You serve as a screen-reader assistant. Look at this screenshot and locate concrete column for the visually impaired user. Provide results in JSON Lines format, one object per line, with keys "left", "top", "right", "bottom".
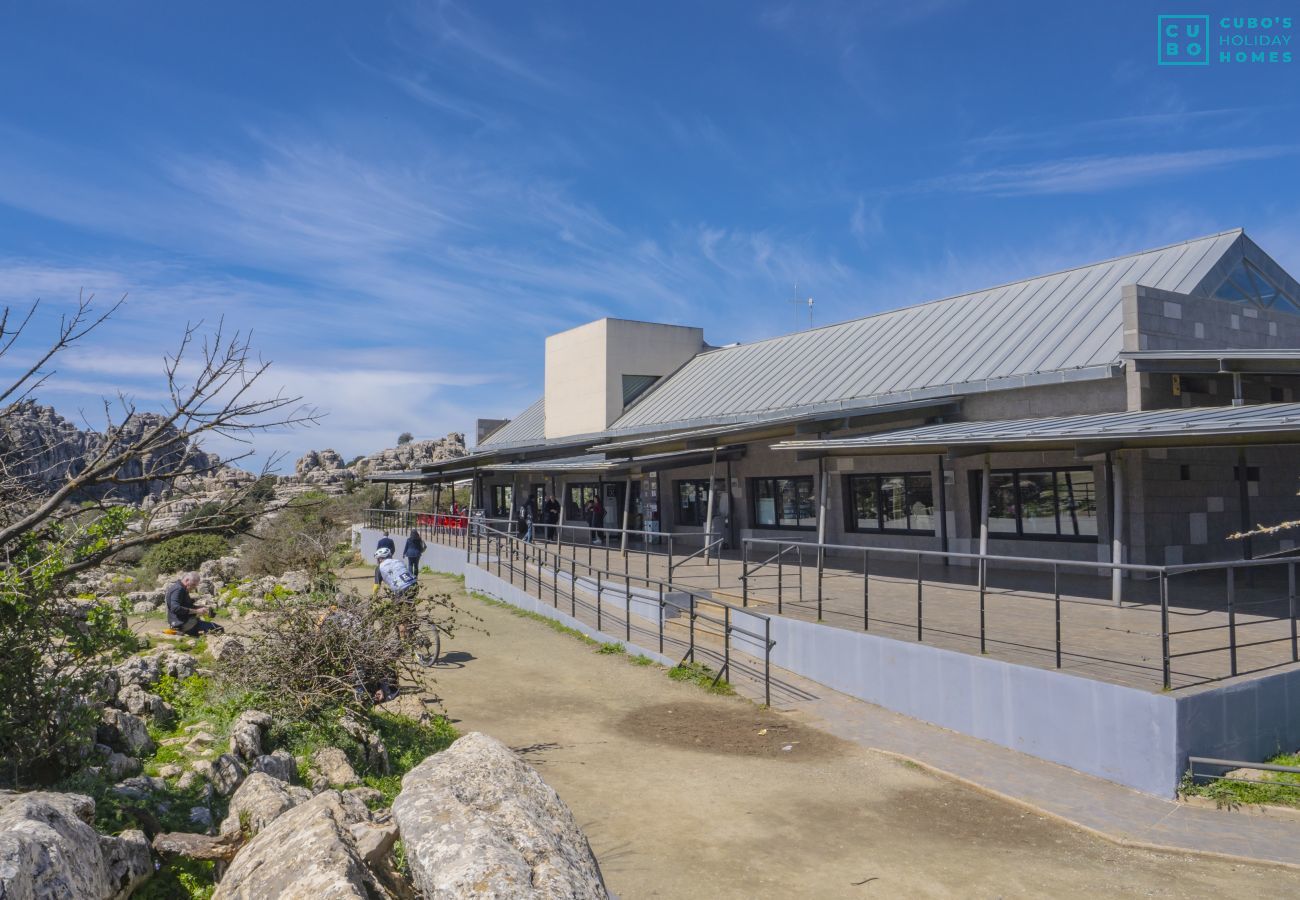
{"left": 1111, "top": 451, "right": 1125, "bottom": 604}
{"left": 816, "top": 456, "right": 829, "bottom": 545}
{"left": 978, "top": 455, "right": 991, "bottom": 558}
{"left": 703, "top": 446, "right": 718, "bottom": 561}
{"left": 1238, "top": 449, "right": 1253, "bottom": 560}
{"left": 508, "top": 475, "right": 518, "bottom": 527}
{"left": 620, "top": 476, "right": 632, "bottom": 556}
{"left": 557, "top": 478, "right": 568, "bottom": 529}
{"left": 937, "top": 455, "right": 949, "bottom": 560}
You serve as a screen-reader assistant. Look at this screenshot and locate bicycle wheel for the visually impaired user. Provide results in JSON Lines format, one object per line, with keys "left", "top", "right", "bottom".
{"left": 413, "top": 618, "right": 441, "bottom": 667}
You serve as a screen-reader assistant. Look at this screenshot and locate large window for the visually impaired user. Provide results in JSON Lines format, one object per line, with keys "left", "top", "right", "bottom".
{"left": 974, "top": 468, "right": 1098, "bottom": 541}
{"left": 845, "top": 473, "right": 935, "bottom": 534}
{"left": 675, "top": 479, "right": 720, "bottom": 527}
{"left": 751, "top": 476, "right": 816, "bottom": 529}
{"left": 565, "top": 483, "right": 601, "bottom": 521}
{"left": 490, "top": 485, "right": 513, "bottom": 518}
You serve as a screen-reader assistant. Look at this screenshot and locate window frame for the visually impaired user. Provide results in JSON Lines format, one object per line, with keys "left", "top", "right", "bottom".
{"left": 748, "top": 475, "right": 817, "bottom": 531}
{"left": 843, "top": 471, "right": 937, "bottom": 535}
{"left": 673, "top": 478, "right": 719, "bottom": 527}
{"left": 970, "top": 466, "right": 1099, "bottom": 543}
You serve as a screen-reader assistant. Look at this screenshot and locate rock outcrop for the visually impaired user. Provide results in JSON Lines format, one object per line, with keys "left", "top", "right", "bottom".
{"left": 0, "top": 792, "right": 151, "bottom": 900}
{"left": 212, "top": 790, "right": 393, "bottom": 900}
{"left": 391, "top": 732, "right": 607, "bottom": 899}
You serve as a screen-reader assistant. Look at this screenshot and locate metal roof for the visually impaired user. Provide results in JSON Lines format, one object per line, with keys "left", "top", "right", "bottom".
{"left": 477, "top": 396, "right": 545, "bottom": 449}
{"left": 611, "top": 230, "right": 1243, "bottom": 433}
{"left": 1120, "top": 350, "right": 1300, "bottom": 373}
{"left": 484, "top": 446, "right": 745, "bottom": 475}
{"left": 772, "top": 402, "right": 1300, "bottom": 455}
{"left": 595, "top": 397, "right": 960, "bottom": 454}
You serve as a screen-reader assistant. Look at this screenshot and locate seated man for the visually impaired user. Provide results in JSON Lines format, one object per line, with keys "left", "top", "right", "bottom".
{"left": 165, "top": 572, "right": 224, "bottom": 635}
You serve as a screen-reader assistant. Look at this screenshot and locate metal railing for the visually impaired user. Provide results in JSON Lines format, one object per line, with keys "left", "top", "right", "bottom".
{"left": 451, "top": 520, "right": 776, "bottom": 705}
{"left": 364, "top": 508, "right": 724, "bottom": 584}
{"left": 1188, "top": 756, "right": 1300, "bottom": 792}
{"left": 741, "top": 537, "right": 1300, "bottom": 691}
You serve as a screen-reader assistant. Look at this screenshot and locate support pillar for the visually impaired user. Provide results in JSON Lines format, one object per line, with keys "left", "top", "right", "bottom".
{"left": 978, "top": 455, "right": 991, "bottom": 558}
{"left": 1238, "top": 449, "right": 1254, "bottom": 560}
{"left": 816, "top": 455, "right": 829, "bottom": 544}
{"left": 1110, "top": 451, "right": 1125, "bottom": 604}
{"left": 937, "top": 454, "right": 950, "bottom": 563}
{"left": 620, "top": 477, "right": 632, "bottom": 556}
{"left": 703, "top": 446, "right": 718, "bottom": 561}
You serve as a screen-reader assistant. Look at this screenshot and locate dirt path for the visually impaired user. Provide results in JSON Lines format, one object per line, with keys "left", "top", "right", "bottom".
{"left": 400, "top": 574, "right": 1300, "bottom": 899}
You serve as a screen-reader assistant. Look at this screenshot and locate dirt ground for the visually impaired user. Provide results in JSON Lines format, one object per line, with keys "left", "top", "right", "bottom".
{"left": 397, "top": 573, "right": 1300, "bottom": 899}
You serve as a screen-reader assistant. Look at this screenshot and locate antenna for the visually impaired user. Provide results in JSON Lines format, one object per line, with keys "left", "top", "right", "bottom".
{"left": 789, "top": 283, "right": 814, "bottom": 329}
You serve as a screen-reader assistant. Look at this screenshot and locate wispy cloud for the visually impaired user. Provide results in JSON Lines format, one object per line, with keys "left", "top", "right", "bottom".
{"left": 923, "top": 146, "right": 1299, "bottom": 196}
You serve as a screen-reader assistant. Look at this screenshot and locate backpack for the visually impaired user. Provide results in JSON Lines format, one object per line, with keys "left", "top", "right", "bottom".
{"left": 377, "top": 558, "right": 417, "bottom": 594}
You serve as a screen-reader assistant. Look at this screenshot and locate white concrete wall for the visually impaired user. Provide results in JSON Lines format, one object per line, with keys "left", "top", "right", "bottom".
{"left": 543, "top": 318, "right": 703, "bottom": 438}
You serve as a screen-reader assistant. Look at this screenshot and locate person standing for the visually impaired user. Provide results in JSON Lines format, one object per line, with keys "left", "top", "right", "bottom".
{"left": 403, "top": 528, "right": 426, "bottom": 577}
{"left": 542, "top": 492, "right": 560, "bottom": 542}
{"left": 166, "top": 572, "right": 223, "bottom": 635}
{"left": 521, "top": 494, "right": 538, "bottom": 543}
{"left": 377, "top": 531, "right": 396, "bottom": 555}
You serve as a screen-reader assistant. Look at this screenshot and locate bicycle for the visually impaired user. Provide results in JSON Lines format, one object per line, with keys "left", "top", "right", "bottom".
{"left": 387, "top": 582, "right": 445, "bottom": 667}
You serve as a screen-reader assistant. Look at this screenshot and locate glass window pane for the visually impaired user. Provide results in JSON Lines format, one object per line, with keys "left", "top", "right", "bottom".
{"left": 906, "top": 475, "right": 935, "bottom": 532}
{"left": 852, "top": 477, "right": 878, "bottom": 531}
{"left": 880, "top": 476, "right": 908, "bottom": 530}
{"left": 795, "top": 478, "right": 816, "bottom": 527}
{"left": 1058, "top": 470, "right": 1097, "bottom": 537}
{"left": 988, "top": 473, "right": 1017, "bottom": 534}
{"left": 755, "top": 479, "right": 776, "bottom": 526}
{"left": 1019, "top": 472, "right": 1057, "bottom": 536}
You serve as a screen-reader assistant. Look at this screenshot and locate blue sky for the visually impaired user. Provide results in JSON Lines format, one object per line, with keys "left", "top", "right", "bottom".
{"left": 1, "top": 1, "right": 1297, "bottom": 467}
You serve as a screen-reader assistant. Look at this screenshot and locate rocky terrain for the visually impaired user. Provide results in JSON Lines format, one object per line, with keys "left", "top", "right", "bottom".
{"left": 2, "top": 400, "right": 468, "bottom": 515}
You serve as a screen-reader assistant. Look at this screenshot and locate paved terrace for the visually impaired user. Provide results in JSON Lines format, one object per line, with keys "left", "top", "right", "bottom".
{"left": 434, "top": 526, "right": 1300, "bottom": 693}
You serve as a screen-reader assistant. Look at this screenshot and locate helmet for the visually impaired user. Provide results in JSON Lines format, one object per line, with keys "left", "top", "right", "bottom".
{"left": 374, "top": 547, "right": 393, "bottom": 559}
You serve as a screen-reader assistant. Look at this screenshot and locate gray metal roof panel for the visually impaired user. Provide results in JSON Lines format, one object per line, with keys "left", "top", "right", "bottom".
{"left": 614, "top": 231, "right": 1242, "bottom": 432}
{"left": 477, "top": 396, "right": 545, "bottom": 448}
{"left": 772, "top": 402, "right": 1300, "bottom": 452}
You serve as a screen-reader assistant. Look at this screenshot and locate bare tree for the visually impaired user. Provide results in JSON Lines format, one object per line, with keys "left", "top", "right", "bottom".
{"left": 0, "top": 294, "right": 318, "bottom": 784}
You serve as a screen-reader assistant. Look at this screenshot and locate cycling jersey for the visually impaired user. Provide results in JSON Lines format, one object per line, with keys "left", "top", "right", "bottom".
{"left": 376, "top": 557, "right": 417, "bottom": 595}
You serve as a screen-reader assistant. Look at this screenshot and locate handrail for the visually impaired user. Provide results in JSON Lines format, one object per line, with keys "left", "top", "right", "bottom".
{"left": 668, "top": 536, "right": 724, "bottom": 586}
{"left": 463, "top": 521, "right": 775, "bottom": 704}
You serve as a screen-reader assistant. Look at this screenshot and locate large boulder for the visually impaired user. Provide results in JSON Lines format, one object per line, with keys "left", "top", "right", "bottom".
{"left": 252, "top": 749, "right": 298, "bottom": 784}
{"left": 97, "top": 709, "right": 155, "bottom": 757}
{"left": 228, "top": 709, "right": 272, "bottom": 761}
{"left": 117, "top": 683, "right": 173, "bottom": 721}
{"left": 311, "top": 748, "right": 358, "bottom": 787}
{"left": 112, "top": 655, "right": 161, "bottom": 690}
{"left": 0, "top": 792, "right": 151, "bottom": 900}
{"left": 193, "top": 753, "right": 248, "bottom": 797}
{"left": 212, "top": 791, "right": 392, "bottom": 900}
{"left": 391, "top": 732, "right": 606, "bottom": 899}
{"left": 220, "top": 772, "right": 312, "bottom": 839}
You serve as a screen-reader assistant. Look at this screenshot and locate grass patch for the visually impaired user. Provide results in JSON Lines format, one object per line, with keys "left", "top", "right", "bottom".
{"left": 668, "top": 661, "right": 735, "bottom": 695}
{"left": 596, "top": 641, "right": 626, "bottom": 655}
{"left": 1181, "top": 751, "right": 1300, "bottom": 808}
{"left": 630, "top": 654, "right": 656, "bottom": 666}
{"left": 135, "top": 858, "right": 216, "bottom": 900}
{"left": 471, "top": 592, "right": 598, "bottom": 646}
{"left": 363, "top": 711, "right": 458, "bottom": 803}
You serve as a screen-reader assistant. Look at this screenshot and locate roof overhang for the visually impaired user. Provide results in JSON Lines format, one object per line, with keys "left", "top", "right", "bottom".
{"left": 483, "top": 446, "right": 746, "bottom": 477}
{"left": 1121, "top": 349, "right": 1300, "bottom": 374}
{"left": 595, "top": 397, "right": 961, "bottom": 458}
{"left": 773, "top": 402, "right": 1300, "bottom": 459}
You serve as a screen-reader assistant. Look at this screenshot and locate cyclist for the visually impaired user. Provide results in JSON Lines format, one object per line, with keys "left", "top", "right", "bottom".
{"left": 372, "top": 546, "right": 417, "bottom": 599}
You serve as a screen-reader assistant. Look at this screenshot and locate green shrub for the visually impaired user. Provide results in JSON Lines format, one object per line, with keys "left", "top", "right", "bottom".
{"left": 140, "top": 534, "right": 230, "bottom": 578}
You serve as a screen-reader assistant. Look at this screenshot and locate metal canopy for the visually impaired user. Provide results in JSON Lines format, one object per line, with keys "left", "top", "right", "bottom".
{"left": 596, "top": 397, "right": 961, "bottom": 457}
{"left": 772, "top": 402, "right": 1300, "bottom": 457}
{"left": 484, "top": 446, "right": 745, "bottom": 477}
{"left": 1120, "top": 349, "right": 1300, "bottom": 374}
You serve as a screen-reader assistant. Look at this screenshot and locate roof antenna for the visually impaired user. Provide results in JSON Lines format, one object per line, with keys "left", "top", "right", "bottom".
{"left": 790, "top": 283, "right": 814, "bottom": 330}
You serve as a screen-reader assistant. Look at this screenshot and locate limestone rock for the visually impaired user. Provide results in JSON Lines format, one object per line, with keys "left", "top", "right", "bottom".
{"left": 113, "top": 655, "right": 162, "bottom": 690}
{"left": 117, "top": 683, "right": 173, "bottom": 720}
{"left": 252, "top": 749, "right": 297, "bottom": 784}
{"left": 0, "top": 791, "right": 151, "bottom": 900}
{"left": 195, "top": 753, "right": 248, "bottom": 797}
{"left": 104, "top": 752, "right": 141, "bottom": 781}
{"left": 212, "top": 791, "right": 391, "bottom": 900}
{"left": 189, "top": 806, "right": 213, "bottom": 830}
{"left": 152, "top": 829, "right": 242, "bottom": 862}
{"left": 157, "top": 650, "right": 198, "bottom": 680}
{"left": 311, "top": 747, "right": 358, "bottom": 786}
{"left": 207, "top": 635, "right": 246, "bottom": 662}
{"left": 391, "top": 732, "right": 606, "bottom": 899}
{"left": 349, "top": 821, "right": 398, "bottom": 866}
{"left": 340, "top": 713, "right": 389, "bottom": 775}
{"left": 220, "top": 772, "right": 312, "bottom": 839}
{"left": 228, "top": 710, "right": 271, "bottom": 761}
{"left": 111, "top": 776, "right": 167, "bottom": 800}
{"left": 97, "top": 709, "right": 155, "bottom": 757}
